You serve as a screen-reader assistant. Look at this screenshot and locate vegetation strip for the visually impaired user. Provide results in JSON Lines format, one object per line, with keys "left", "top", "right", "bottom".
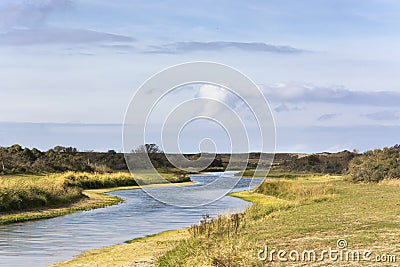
{"left": 0, "top": 174, "right": 193, "bottom": 225}
{"left": 0, "top": 188, "right": 119, "bottom": 225}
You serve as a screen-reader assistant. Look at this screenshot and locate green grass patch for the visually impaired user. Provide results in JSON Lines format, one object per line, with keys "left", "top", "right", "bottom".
{"left": 157, "top": 175, "right": 400, "bottom": 266}
{"left": 255, "top": 179, "right": 336, "bottom": 203}
{"left": 235, "top": 168, "right": 323, "bottom": 179}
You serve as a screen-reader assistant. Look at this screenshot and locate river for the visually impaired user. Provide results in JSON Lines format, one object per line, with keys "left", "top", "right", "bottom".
{"left": 0, "top": 172, "right": 262, "bottom": 267}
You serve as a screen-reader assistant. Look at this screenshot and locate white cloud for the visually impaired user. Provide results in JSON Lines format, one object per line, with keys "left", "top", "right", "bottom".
{"left": 194, "top": 84, "right": 230, "bottom": 117}
{"left": 0, "top": 28, "right": 133, "bottom": 45}
{"left": 261, "top": 83, "right": 400, "bottom": 106}
{"left": 197, "top": 84, "right": 228, "bottom": 102}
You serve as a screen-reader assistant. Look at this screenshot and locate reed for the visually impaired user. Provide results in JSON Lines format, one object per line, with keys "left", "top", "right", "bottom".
{"left": 0, "top": 175, "right": 82, "bottom": 212}
{"left": 62, "top": 171, "right": 137, "bottom": 189}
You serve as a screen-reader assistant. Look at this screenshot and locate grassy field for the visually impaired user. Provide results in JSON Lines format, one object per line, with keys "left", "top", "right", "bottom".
{"left": 0, "top": 171, "right": 190, "bottom": 224}
{"left": 53, "top": 174, "right": 400, "bottom": 266}
{"left": 158, "top": 175, "right": 400, "bottom": 266}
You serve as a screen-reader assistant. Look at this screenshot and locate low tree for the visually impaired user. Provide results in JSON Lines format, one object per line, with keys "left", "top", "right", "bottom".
{"left": 394, "top": 144, "right": 400, "bottom": 151}
{"left": 0, "top": 147, "right": 6, "bottom": 172}
{"left": 133, "top": 144, "right": 162, "bottom": 154}
{"left": 346, "top": 147, "right": 400, "bottom": 182}
{"left": 52, "top": 146, "right": 65, "bottom": 153}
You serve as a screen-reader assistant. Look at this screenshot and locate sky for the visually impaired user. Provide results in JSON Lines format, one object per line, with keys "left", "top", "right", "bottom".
{"left": 0, "top": 0, "right": 400, "bottom": 153}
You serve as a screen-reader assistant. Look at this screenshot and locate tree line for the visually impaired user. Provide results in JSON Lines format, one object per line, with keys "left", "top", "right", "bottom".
{"left": 280, "top": 144, "right": 400, "bottom": 181}
{"left": 0, "top": 144, "right": 127, "bottom": 174}
{"left": 279, "top": 150, "right": 357, "bottom": 174}
{"left": 346, "top": 145, "right": 400, "bottom": 182}
{"left": 0, "top": 144, "right": 225, "bottom": 175}
{"left": 3, "top": 143, "right": 397, "bottom": 179}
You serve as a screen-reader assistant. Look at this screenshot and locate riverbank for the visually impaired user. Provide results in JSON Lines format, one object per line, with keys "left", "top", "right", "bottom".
{"left": 53, "top": 175, "right": 400, "bottom": 266}
{"left": 51, "top": 229, "right": 190, "bottom": 267}
{"left": 0, "top": 172, "right": 193, "bottom": 225}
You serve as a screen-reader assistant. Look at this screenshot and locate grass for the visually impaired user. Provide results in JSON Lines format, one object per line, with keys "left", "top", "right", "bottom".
{"left": 135, "top": 170, "right": 191, "bottom": 184}
{"left": 0, "top": 173, "right": 82, "bottom": 212}
{"left": 378, "top": 178, "right": 400, "bottom": 187}
{"left": 0, "top": 187, "right": 121, "bottom": 225}
{"left": 0, "top": 171, "right": 191, "bottom": 224}
{"left": 50, "top": 229, "right": 190, "bottom": 267}
{"left": 157, "top": 175, "right": 400, "bottom": 266}
{"left": 255, "top": 179, "right": 336, "bottom": 203}
{"left": 235, "top": 168, "right": 322, "bottom": 179}
{"left": 63, "top": 172, "right": 138, "bottom": 189}
{"left": 63, "top": 170, "right": 190, "bottom": 189}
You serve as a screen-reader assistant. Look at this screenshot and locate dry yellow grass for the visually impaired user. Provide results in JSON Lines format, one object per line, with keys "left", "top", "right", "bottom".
{"left": 0, "top": 173, "right": 194, "bottom": 225}
{"left": 379, "top": 179, "right": 400, "bottom": 187}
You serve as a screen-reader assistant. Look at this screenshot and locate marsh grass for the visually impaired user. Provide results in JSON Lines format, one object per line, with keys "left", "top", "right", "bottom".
{"left": 189, "top": 213, "right": 245, "bottom": 239}
{"left": 63, "top": 171, "right": 138, "bottom": 189}
{"left": 157, "top": 176, "right": 346, "bottom": 267}
{"left": 0, "top": 175, "right": 82, "bottom": 212}
{"left": 0, "top": 171, "right": 189, "bottom": 214}
{"left": 235, "top": 169, "right": 322, "bottom": 179}
{"left": 255, "top": 179, "right": 336, "bottom": 203}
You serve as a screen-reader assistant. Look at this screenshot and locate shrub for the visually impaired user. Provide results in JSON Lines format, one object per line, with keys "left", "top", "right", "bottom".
{"left": 346, "top": 147, "right": 400, "bottom": 182}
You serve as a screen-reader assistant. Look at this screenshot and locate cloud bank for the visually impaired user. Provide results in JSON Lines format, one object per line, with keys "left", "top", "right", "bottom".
{"left": 363, "top": 110, "right": 399, "bottom": 121}
{"left": 0, "top": 28, "right": 134, "bottom": 45}
{"left": 318, "top": 113, "right": 341, "bottom": 121}
{"left": 0, "top": 0, "right": 134, "bottom": 45}
{"left": 262, "top": 83, "right": 400, "bottom": 107}
{"left": 147, "top": 41, "right": 306, "bottom": 54}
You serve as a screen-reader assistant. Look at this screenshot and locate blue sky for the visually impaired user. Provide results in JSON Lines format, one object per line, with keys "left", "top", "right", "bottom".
{"left": 0, "top": 0, "right": 399, "bottom": 152}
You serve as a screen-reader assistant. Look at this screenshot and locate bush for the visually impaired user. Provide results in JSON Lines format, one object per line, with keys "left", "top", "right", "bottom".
{"left": 346, "top": 147, "right": 400, "bottom": 182}
{"left": 281, "top": 150, "right": 356, "bottom": 174}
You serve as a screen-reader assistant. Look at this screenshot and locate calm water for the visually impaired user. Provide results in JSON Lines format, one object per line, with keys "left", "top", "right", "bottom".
{"left": 0, "top": 172, "right": 262, "bottom": 267}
